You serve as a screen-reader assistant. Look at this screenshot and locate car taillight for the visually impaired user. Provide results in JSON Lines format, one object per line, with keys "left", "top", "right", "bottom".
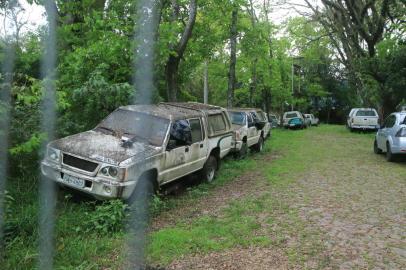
{"left": 396, "top": 127, "right": 406, "bottom": 137}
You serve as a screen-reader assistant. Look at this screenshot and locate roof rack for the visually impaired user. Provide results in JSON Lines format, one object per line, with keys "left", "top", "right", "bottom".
{"left": 161, "top": 102, "right": 223, "bottom": 114}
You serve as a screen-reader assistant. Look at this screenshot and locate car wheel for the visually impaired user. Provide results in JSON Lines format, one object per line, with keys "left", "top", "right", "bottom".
{"left": 374, "top": 139, "right": 382, "bottom": 154}
{"left": 386, "top": 142, "right": 395, "bottom": 162}
{"left": 201, "top": 155, "right": 217, "bottom": 183}
{"left": 252, "top": 136, "right": 264, "bottom": 152}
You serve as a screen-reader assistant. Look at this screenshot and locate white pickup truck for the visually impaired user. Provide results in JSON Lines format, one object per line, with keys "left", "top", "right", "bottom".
{"left": 347, "top": 108, "right": 380, "bottom": 131}
{"left": 41, "top": 102, "right": 233, "bottom": 200}
{"left": 227, "top": 108, "right": 269, "bottom": 158}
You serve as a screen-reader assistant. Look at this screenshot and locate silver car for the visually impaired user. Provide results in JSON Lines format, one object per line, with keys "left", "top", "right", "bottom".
{"left": 374, "top": 111, "right": 406, "bottom": 161}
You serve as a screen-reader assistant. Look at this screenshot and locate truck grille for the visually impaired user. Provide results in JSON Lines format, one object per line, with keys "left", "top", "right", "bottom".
{"left": 63, "top": 154, "right": 98, "bottom": 172}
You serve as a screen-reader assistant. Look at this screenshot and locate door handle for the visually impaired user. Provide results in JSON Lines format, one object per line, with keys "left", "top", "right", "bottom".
{"left": 185, "top": 147, "right": 189, "bottom": 153}
{"left": 200, "top": 144, "right": 204, "bottom": 148}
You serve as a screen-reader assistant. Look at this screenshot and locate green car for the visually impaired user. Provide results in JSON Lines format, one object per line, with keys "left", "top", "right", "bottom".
{"left": 288, "top": 117, "right": 305, "bottom": 129}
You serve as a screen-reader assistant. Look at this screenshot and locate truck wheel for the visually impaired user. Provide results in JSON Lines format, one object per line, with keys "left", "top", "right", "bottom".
{"left": 386, "top": 142, "right": 395, "bottom": 162}
{"left": 252, "top": 137, "right": 264, "bottom": 152}
{"left": 235, "top": 142, "right": 248, "bottom": 159}
{"left": 374, "top": 139, "right": 382, "bottom": 154}
{"left": 201, "top": 156, "right": 217, "bottom": 183}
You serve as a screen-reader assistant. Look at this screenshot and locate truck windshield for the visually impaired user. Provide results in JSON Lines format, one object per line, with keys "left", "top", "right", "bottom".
{"left": 96, "top": 109, "right": 169, "bottom": 146}
{"left": 356, "top": 110, "right": 377, "bottom": 117}
{"left": 228, "top": 112, "right": 246, "bottom": 125}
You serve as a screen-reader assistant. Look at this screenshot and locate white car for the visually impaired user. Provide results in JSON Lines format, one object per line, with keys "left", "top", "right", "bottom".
{"left": 374, "top": 111, "right": 406, "bottom": 161}
{"left": 347, "top": 108, "right": 380, "bottom": 131}
{"left": 304, "top": 114, "right": 319, "bottom": 126}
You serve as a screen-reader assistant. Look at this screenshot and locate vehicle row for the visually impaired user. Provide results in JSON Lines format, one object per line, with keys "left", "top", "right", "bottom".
{"left": 41, "top": 102, "right": 271, "bottom": 200}
{"left": 282, "top": 111, "right": 319, "bottom": 129}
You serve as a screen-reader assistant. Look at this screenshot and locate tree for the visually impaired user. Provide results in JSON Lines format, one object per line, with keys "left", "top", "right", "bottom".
{"left": 227, "top": 4, "right": 238, "bottom": 107}
{"left": 164, "top": 0, "right": 198, "bottom": 101}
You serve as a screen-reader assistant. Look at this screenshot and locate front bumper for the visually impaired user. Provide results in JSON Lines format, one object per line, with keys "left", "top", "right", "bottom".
{"left": 41, "top": 160, "right": 136, "bottom": 200}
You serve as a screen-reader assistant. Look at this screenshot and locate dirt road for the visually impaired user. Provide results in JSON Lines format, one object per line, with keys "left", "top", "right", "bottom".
{"left": 151, "top": 126, "right": 406, "bottom": 269}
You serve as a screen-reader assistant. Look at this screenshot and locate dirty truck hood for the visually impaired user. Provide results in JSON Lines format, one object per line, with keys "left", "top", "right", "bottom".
{"left": 50, "top": 130, "right": 161, "bottom": 165}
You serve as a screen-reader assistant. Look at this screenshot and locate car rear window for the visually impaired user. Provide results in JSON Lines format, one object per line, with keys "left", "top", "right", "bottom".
{"left": 286, "top": 113, "right": 298, "bottom": 118}
{"left": 208, "top": 113, "right": 227, "bottom": 135}
{"left": 356, "top": 110, "right": 377, "bottom": 117}
{"left": 228, "top": 112, "right": 245, "bottom": 125}
{"left": 256, "top": 111, "right": 266, "bottom": 121}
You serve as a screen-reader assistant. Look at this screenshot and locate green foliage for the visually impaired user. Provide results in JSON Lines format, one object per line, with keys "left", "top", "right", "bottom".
{"left": 80, "top": 200, "right": 128, "bottom": 234}
{"left": 69, "top": 71, "right": 134, "bottom": 130}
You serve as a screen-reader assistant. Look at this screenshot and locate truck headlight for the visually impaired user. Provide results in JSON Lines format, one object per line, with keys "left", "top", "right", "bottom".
{"left": 235, "top": 130, "right": 241, "bottom": 141}
{"left": 47, "top": 147, "right": 60, "bottom": 162}
{"left": 99, "top": 166, "right": 127, "bottom": 181}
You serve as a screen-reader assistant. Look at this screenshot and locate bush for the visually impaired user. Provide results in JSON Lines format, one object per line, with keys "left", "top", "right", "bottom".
{"left": 81, "top": 200, "right": 128, "bottom": 234}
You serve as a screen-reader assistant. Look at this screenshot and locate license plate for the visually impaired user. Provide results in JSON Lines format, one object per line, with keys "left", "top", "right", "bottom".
{"left": 62, "top": 174, "right": 85, "bottom": 188}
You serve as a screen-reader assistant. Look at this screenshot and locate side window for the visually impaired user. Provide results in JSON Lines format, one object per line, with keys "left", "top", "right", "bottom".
{"left": 189, "top": 118, "right": 203, "bottom": 143}
{"left": 167, "top": 120, "right": 192, "bottom": 149}
{"left": 247, "top": 113, "right": 254, "bottom": 125}
{"left": 384, "top": 115, "right": 396, "bottom": 128}
{"left": 250, "top": 112, "right": 258, "bottom": 122}
{"left": 208, "top": 114, "right": 227, "bottom": 134}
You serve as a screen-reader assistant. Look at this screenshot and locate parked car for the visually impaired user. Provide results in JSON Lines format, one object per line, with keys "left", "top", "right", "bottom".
{"left": 282, "top": 111, "right": 305, "bottom": 129}
{"left": 302, "top": 113, "right": 311, "bottom": 128}
{"left": 304, "top": 114, "right": 319, "bottom": 126}
{"left": 347, "top": 108, "right": 380, "bottom": 131}
{"left": 268, "top": 113, "right": 280, "bottom": 128}
{"left": 41, "top": 102, "right": 234, "bottom": 200}
{"left": 227, "top": 108, "right": 268, "bottom": 158}
{"left": 374, "top": 111, "right": 406, "bottom": 161}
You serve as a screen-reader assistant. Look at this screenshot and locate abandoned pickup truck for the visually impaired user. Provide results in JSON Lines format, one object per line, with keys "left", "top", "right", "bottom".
{"left": 41, "top": 102, "right": 233, "bottom": 200}
{"left": 227, "top": 108, "right": 268, "bottom": 158}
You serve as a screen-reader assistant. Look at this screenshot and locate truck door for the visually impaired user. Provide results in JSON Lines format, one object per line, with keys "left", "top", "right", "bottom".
{"left": 162, "top": 120, "right": 193, "bottom": 183}
{"left": 187, "top": 118, "right": 208, "bottom": 172}
{"left": 248, "top": 112, "right": 260, "bottom": 146}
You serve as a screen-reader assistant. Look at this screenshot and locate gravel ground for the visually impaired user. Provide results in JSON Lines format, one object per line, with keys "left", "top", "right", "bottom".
{"left": 154, "top": 128, "right": 406, "bottom": 269}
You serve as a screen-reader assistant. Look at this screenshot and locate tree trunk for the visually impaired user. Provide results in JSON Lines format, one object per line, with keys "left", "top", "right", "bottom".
{"left": 203, "top": 60, "right": 209, "bottom": 104}
{"left": 165, "top": 0, "right": 198, "bottom": 101}
{"left": 249, "top": 59, "right": 257, "bottom": 106}
{"left": 227, "top": 7, "right": 238, "bottom": 108}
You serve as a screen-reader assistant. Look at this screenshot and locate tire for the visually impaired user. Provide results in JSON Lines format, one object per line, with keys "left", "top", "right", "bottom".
{"left": 374, "top": 139, "right": 382, "bottom": 154}
{"left": 386, "top": 142, "right": 396, "bottom": 162}
{"left": 200, "top": 156, "right": 217, "bottom": 183}
{"left": 252, "top": 136, "right": 264, "bottom": 152}
{"left": 235, "top": 141, "right": 248, "bottom": 159}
